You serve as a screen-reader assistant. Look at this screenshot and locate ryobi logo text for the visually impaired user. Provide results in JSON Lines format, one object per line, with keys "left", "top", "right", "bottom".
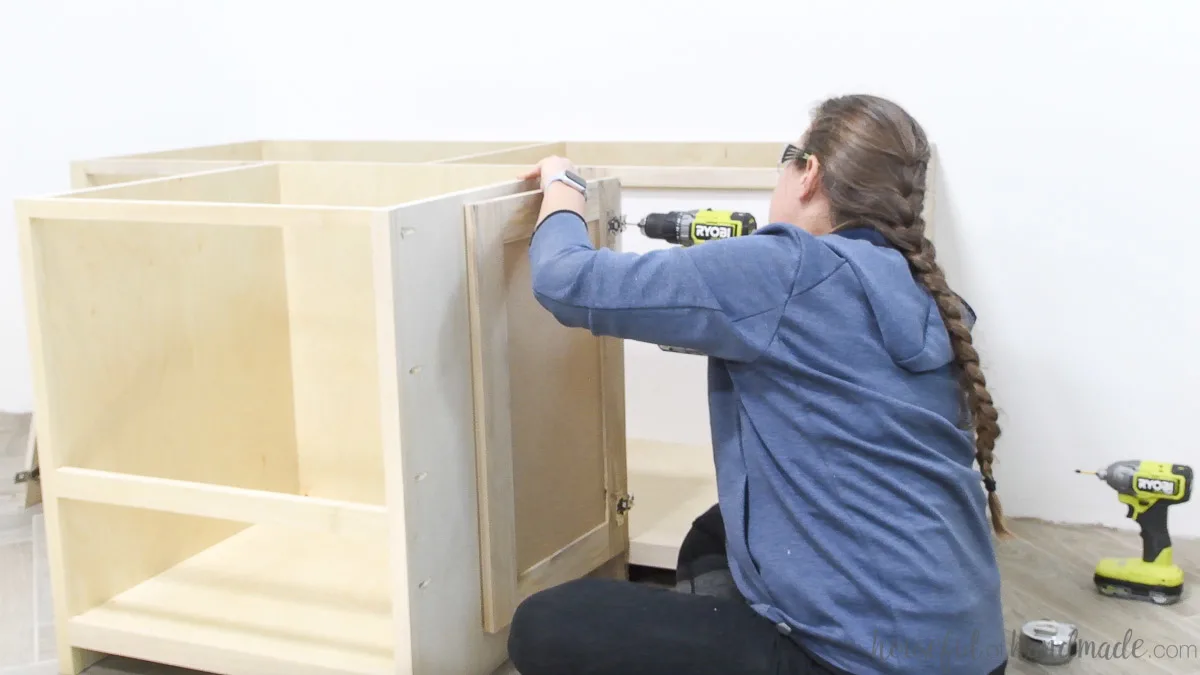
{"left": 694, "top": 224, "right": 736, "bottom": 240}
{"left": 1137, "top": 477, "right": 1178, "bottom": 496}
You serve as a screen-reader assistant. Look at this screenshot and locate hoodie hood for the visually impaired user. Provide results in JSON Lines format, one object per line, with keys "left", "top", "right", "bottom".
{"left": 823, "top": 227, "right": 977, "bottom": 373}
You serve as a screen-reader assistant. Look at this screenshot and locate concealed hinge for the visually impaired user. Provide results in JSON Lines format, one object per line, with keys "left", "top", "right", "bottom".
{"left": 607, "top": 214, "right": 628, "bottom": 235}
{"left": 13, "top": 467, "right": 39, "bottom": 484}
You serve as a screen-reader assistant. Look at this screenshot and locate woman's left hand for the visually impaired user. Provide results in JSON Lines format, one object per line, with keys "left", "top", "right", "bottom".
{"left": 521, "top": 155, "right": 578, "bottom": 191}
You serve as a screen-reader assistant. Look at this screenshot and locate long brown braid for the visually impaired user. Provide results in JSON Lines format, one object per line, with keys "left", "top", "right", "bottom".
{"left": 795, "top": 94, "right": 1012, "bottom": 538}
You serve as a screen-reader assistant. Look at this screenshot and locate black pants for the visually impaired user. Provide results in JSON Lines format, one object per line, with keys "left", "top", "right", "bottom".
{"left": 506, "top": 504, "right": 840, "bottom": 675}
{"left": 508, "top": 504, "right": 1010, "bottom": 674}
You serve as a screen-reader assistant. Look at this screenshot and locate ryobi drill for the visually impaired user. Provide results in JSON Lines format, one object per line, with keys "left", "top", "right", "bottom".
{"left": 637, "top": 209, "right": 758, "bottom": 247}
{"left": 636, "top": 209, "right": 758, "bottom": 355}
{"left": 1076, "top": 460, "right": 1194, "bottom": 605}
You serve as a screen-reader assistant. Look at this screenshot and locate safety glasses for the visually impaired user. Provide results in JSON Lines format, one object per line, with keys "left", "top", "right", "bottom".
{"left": 779, "top": 143, "right": 812, "bottom": 171}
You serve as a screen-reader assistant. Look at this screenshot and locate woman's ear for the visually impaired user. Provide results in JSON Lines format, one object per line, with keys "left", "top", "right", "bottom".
{"left": 798, "top": 154, "right": 822, "bottom": 201}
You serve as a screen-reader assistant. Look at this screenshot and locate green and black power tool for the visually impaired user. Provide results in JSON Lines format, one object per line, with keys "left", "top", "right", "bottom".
{"left": 637, "top": 209, "right": 758, "bottom": 247}
{"left": 635, "top": 209, "right": 758, "bottom": 355}
{"left": 1076, "top": 460, "right": 1194, "bottom": 605}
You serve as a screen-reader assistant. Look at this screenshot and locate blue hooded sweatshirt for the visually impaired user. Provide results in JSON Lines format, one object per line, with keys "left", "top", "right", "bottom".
{"left": 527, "top": 209, "right": 1008, "bottom": 675}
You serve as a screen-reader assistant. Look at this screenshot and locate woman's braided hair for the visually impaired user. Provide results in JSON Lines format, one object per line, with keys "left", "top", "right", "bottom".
{"left": 796, "top": 94, "right": 1011, "bottom": 537}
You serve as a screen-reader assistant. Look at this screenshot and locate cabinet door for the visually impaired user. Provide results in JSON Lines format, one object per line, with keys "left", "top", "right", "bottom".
{"left": 465, "top": 176, "right": 628, "bottom": 633}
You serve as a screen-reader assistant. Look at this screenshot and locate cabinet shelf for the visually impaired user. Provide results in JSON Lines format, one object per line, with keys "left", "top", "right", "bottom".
{"left": 67, "top": 524, "right": 394, "bottom": 675}
{"left": 53, "top": 467, "right": 388, "bottom": 537}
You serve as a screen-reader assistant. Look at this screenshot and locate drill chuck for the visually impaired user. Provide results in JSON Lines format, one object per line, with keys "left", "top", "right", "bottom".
{"left": 639, "top": 211, "right": 692, "bottom": 245}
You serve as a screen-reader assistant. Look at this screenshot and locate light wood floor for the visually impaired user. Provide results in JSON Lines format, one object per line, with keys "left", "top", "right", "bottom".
{"left": 3, "top": 507, "right": 1197, "bottom": 674}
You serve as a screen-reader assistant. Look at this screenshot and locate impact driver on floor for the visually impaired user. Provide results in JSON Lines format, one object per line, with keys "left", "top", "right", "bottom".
{"left": 1076, "top": 460, "right": 1194, "bottom": 605}
{"left": 635, "top": 209, "right": 758, "bottom": 355}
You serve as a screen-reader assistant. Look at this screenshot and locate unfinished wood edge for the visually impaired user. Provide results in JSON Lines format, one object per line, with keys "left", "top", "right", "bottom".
{"left": 41, "top": 161, "right": 278, "bottom": 200}
{"left": 433, "top": 141, "right": 564, "bottom": 164}
{"left": 585, "top": 165, "right": 778, "bottom": 190}
{"left": 53, "top": 467, "right": 390, "bottom": 536}
{"left": 440, "top": 142, "right": 567, "bottom": 166}
{"left": 68, "top": 162, "right": 91, "bottom": 190}
{"left": 597, "top": 180, "right": 631, "bottom": 560}
{"left": 16, "top": 196, "right": 376, "bottom": 230}
{"left": 463, "top": 199, "right": 521, "bottom": 634}
{"left": 371, "top": 210, "right": 416, "bottom": 662}
{"left": 67, "top": 158, "right": 256, "bottom": 189}
{"left": 14, "top": 201, "right": 101, "bottom": 675}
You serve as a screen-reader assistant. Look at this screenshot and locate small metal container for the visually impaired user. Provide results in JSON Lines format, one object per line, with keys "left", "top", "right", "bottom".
{"left": 1019, "top": 619, "right": 1079, "bottom": 666}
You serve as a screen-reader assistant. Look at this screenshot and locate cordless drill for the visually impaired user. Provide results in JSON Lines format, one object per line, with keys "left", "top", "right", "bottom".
{"left": 1076, "top": 460, "right": 1194, "bottom": 605}
{"left": 637, "top": 209, "right": 758, "bottom": 247}
{"left": 635, "top": 209, "right": 758, "bottom": 355}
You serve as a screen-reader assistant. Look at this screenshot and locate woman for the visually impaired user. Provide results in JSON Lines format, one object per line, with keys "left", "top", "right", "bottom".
{"left": 507, "top": 94, "right": 1010, "bottom": 675}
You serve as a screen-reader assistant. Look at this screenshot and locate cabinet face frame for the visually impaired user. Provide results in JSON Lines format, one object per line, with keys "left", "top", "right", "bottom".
{"left": 464, "top": 177, "right": 628, "bottom": 633}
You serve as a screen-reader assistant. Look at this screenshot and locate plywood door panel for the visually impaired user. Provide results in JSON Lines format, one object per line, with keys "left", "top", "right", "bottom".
{"left": 465, "top": 177, "right": 628, "bottom": 633}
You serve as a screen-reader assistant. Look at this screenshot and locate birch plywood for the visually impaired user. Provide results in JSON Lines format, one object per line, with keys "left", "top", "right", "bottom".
{"left": 465, "top": 178, "right": 628, "bottom": 632}
{"left": 15, "top": 161, "right": 626, "bottom": 675}
{"left": 68, "top": 140, "right": 547, "bottom": 188}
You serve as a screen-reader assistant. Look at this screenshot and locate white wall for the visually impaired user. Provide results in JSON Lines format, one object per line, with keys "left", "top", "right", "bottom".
{"left": 0, "top": 0, "right": 263, "bottom": 410}
{"left": 2, "top": 1, "right": 1198, "bottom": 535}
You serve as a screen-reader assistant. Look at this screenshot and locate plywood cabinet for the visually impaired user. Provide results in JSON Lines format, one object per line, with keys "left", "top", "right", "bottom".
{"left": 16, "top": 162, "right": 627, "bottom": 675}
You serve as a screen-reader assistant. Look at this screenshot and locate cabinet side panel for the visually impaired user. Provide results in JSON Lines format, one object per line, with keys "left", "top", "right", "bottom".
{"left": 382, "top": 181, "right": 532, "bottom": 674}
{"left": 25, "top": 215, "right": 301, "bottom": 493}
{"left": 283, "top": 219, "right": 386, "bottom": 504}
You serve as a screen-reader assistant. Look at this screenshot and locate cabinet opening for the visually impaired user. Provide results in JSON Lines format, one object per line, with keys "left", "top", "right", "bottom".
{"left": 60, "top": 501, "right": 395, "bottom": 675}
{"left": 27, "top": 213, "right": 386, "bottom": 506}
